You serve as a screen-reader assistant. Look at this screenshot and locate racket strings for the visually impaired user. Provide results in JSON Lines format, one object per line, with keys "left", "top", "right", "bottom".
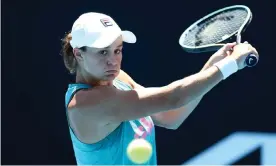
{"left": 182, "top": 9, "right": 248, "bottom": 47}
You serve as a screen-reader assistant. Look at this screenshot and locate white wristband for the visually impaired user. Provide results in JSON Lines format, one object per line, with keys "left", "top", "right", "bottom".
{"left": 214, "top": 57, "right": 238, "bottom": 79}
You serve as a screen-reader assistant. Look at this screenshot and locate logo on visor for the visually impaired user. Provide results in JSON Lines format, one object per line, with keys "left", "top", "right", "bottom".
{"left": 100, "top": 18, "right": 113, "bottom": 27}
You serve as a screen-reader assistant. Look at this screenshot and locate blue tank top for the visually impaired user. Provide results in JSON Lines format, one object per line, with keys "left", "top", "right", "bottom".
{"left": 65, "top": 79, "right": 157, "bottom": 165}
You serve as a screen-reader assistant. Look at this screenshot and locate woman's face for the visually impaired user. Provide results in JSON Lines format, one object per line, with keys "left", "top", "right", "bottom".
{"left": 77, "top": 36, "right": 123, "bottom": 81}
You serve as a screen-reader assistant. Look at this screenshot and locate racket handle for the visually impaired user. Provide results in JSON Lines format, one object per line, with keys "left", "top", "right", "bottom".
{"left": 245, "top": 54, "right": 258, "bottom": 67}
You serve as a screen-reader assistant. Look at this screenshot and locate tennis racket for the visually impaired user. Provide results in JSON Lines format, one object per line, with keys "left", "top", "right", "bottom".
{"left": 179, "top": 5, "right": 258, "bottom": 67}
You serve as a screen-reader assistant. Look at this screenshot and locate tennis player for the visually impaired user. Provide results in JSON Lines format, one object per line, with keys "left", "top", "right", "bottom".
{"left": 61, "top": 12, "right": 259, "bottom": 165}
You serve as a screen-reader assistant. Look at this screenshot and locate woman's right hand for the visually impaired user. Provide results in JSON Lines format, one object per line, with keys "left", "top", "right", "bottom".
{"left": 231, "top": 42, "right": 259, "bottom": 70}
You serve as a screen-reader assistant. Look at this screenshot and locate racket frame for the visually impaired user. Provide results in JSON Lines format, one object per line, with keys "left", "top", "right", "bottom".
{"left": 179, "top": 5, "right": 252, "bottom": 53}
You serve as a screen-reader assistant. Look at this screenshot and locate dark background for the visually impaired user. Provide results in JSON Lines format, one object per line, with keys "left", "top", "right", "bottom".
{"left": 2, "top": 0, "right": 275, "bottom": 165}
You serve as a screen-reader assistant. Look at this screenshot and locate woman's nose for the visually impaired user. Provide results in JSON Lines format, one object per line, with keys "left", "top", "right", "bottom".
{"left": 106, "top": 54, "right": 117, "bottom": 66}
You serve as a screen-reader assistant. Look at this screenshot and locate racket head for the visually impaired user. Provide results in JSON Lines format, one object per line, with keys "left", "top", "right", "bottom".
{"left": 179, "top": 5, "right": 252, "bottom": 53}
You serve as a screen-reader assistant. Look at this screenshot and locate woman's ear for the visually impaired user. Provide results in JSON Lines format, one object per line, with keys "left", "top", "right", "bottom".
{"left": 73, "top": 48, "right": 83, "bottom": 61}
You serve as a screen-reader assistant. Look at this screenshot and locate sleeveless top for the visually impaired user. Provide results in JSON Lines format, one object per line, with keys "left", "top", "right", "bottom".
{"left": 65, "top": 79, "right": 157, "bottom": 165}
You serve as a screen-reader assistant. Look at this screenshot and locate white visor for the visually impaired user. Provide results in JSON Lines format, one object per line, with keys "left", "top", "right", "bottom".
{"left": 69, "top": 12, "right": 136, "bottom": 49}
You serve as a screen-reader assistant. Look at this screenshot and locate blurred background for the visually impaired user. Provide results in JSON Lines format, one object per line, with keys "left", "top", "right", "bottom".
{"left": 2, "top": 0, "right": 275, "bottom": 165}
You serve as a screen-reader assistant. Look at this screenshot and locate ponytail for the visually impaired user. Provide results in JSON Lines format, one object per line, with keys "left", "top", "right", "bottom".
{"left": 61, "top": 33, "right": 77, "bottom": 74}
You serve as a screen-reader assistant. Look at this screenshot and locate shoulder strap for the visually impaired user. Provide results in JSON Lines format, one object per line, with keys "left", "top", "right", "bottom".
{"left": 65, "top": 83, "right": 91, "bottom": 107}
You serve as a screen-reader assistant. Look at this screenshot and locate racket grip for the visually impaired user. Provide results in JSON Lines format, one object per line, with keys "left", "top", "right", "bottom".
{"left": 245, "top": 54, "right": 258, "bottom": 67}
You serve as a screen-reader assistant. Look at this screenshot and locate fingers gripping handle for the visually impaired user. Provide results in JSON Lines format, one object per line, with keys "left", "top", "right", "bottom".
{"left": 236, "top": 33, "right": 259, "bottom": 67}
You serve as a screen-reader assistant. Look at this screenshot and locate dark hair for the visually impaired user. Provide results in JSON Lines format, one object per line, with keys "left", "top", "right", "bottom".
{"left": 61, "top": 32, "right": 86, "bottom": 74}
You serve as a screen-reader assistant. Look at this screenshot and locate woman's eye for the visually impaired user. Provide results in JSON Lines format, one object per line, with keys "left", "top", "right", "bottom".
{"left": 99, "top": 50, "right": 108, "bottom": 55}
{"left": 115, "top": 49, "right": 122, "bottom": 54}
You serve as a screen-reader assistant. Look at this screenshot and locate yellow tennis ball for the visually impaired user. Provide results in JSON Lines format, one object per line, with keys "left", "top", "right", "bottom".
{"left": 127, "top": 138, "right": 153, "bottom": 164}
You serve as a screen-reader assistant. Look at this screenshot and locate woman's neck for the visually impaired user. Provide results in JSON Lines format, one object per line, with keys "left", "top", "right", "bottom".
{"left": 75, "top": 70, "right": 114, "bottom": 87}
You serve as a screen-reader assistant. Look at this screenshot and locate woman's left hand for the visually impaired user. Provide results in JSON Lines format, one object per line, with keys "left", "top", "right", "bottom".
{"left": 201, "top": 42, "right": 237, "bottom": 71}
